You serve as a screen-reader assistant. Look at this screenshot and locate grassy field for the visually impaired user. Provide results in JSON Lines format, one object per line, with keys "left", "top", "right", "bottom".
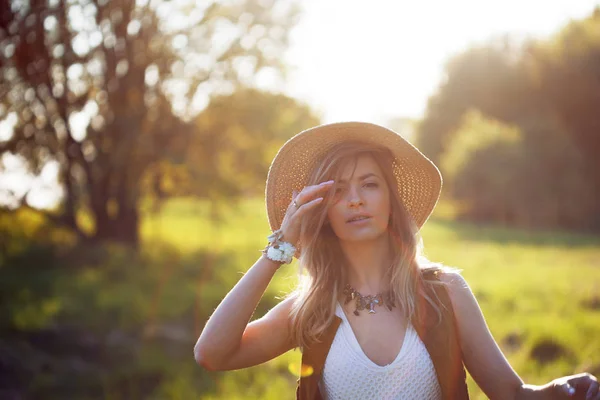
{"left": 142, "top": 197, "right": 600, "bottom": 400}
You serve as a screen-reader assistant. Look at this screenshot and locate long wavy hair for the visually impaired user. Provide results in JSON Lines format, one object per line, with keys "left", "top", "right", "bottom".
{"left": 286, "top": 141, "right": 454, "bottom": 350}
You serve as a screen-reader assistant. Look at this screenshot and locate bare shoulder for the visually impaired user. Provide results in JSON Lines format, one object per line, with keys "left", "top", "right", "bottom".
{"left": 437, "top": 270, "right": 476, "bottom": 310}
{"left": 438, "top": 270, "right": 469, "bottom": 290}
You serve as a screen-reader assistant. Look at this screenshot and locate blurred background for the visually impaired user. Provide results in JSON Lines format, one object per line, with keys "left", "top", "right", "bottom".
{"left": 1, "top": 0, "right": 599, "bottom": 398}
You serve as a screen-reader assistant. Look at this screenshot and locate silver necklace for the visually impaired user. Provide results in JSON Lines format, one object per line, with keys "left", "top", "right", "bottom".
{"left": 343, "top": 284, "right": 396, "bottom": 316}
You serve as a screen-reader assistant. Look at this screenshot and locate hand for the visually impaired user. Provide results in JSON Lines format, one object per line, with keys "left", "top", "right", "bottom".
{"left": 279, "top": 180, "right": 334, "bottom": 247}
{"left": 551, "top": 373, "right": 599, "bottom": 399}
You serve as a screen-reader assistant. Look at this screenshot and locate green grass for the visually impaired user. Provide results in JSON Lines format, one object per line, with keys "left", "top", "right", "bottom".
{"left": 140, "top": 197, "right": 600, "bottom": 400}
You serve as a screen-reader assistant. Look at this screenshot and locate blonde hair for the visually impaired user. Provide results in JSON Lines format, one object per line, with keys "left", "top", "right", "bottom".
{"left": 285, "top": 141, "right": 455, "bottom": 350}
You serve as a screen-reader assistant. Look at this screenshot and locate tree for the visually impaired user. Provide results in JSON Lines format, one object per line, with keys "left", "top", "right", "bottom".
{"left": 442, "top": 110, "right": 595, "bottom": 230}
{"left": 416, "top": 8, "right": 600, "bottom": 231}
{"left": 416, "top": 39, "right": 532, "bottom": 164}
{"left": 187, "top": 88, "right": 320, "bottom": 203}
{"left": 0, "top": 0, "right": 298, "bottom": 247}
{"left": 527, "top": 8, "right": 600, "bottom": 199}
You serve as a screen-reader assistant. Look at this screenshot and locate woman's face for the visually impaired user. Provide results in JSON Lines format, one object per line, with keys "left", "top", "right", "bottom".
{"left": 326, "top": 155, "right": 391, "bottom": 243}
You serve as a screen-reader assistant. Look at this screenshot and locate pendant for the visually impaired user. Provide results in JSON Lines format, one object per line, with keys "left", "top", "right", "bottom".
{"left": 368, "top": 298, "right": 379, "bottom": 314}
{"left": 343, "top": 284, "right": 395, "bottom": 316}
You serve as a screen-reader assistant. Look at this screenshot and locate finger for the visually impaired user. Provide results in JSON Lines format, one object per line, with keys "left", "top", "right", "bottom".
{"left": 292, "top": 196, "right": 324, "bottom": 219}
{"left": 288, "top": 190, "right": 299, "bottom": 211}
{"left": 297, "top": 180, "right": 334, "bottom": 201}
{"left": 586, "top": 381, "right": 599, "bottom": 400}
{"left": 295, "top": 180, "right": 334, "bottom": 205}
{"left": 285, "top": 190, "right": 301, "bottom": 213}
{"left": 571, "top": 374, "right": 599, "bottom": 400}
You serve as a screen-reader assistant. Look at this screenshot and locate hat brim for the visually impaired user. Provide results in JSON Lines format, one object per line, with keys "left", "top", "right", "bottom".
{"left": 265, "top": 121, "right": 442, "bottom": 232}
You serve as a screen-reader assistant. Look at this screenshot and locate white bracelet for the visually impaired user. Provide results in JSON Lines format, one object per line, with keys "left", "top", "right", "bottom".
{"left": 263, "top": 229, "right": 296, "bottom": 264}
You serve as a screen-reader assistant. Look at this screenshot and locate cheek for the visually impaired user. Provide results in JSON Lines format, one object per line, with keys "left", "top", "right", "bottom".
{"left": 376, "top": 193, "right": 391, "bottom": 221}
{"left": 383, "top": 196, "right": 391, "bottom": 214}
{"left": 327, "top": 203, "right": 345, "bottom": 227}
{"left": 371, "top": 188, "right": 389, "bottom": 207}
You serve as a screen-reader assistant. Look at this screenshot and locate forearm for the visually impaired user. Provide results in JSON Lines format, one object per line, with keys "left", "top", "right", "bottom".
{"left": 194, "top": 254, "right": 281, "bottom": 365}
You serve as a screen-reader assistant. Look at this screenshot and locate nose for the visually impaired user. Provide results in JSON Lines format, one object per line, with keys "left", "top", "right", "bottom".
{"left": 346, "top": 186, "right": 363, "bottom": 208}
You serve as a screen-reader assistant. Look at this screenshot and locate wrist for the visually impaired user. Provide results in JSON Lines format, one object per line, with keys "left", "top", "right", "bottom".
{"left": 262, "top": 229, "right": 297, "bottom": 265}
{"left": 516, "top": 383, "right": 556, "bottom": 400}
{"left": 260, "top": 253, "right": 284, "bottom": 271}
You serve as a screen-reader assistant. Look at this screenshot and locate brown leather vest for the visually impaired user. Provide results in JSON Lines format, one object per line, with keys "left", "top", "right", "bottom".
{"left": 295, "top": 269, "right": 469, "bottom": 400}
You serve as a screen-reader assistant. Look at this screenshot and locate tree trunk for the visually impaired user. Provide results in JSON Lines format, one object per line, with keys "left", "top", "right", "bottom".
{"left": 61, "top": 164, "right": 78, "bottom": 230}
{"left": 87, "top": 167, "right": 140, "bottom": 248}
{"left": 89, "top": 199, "right": 139, "bottom": 248}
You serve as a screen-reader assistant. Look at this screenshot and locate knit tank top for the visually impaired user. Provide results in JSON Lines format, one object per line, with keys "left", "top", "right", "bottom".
{"left": 318, "top": 301, "right": 442, "bottom": 400}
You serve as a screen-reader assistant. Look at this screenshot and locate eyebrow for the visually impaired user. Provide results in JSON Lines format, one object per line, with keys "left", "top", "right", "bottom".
{"left": 337, "top": 173, "right": 380, "bottom": 183}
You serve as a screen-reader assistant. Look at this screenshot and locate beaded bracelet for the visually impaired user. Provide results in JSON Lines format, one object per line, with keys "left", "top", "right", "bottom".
{"left": 262, "top": 229, "right": 296, "bottom": 265}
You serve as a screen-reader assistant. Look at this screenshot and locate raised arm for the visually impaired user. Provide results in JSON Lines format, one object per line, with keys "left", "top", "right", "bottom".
{"left": 194, "top": 180, "right": 334, "bottom": 371}
{"left": 194, "top": 255, "right": 296, "bottom": 371}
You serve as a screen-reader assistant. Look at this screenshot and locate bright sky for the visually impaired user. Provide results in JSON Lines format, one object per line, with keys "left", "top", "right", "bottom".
{"left": 280, "top": 0, "right": 599, "bottom": 124}
{"left": 2, "top": 0, "right": 599, "bottom": 209}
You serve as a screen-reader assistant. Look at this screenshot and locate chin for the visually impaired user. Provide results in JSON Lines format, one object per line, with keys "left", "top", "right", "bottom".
{"left": 338, "top": 229, "right": 386, "bottom": 243}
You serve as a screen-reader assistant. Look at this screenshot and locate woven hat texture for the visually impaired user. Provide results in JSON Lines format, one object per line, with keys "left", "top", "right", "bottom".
{"left": 265, "top": 121, "right": 442, "bottom": 232}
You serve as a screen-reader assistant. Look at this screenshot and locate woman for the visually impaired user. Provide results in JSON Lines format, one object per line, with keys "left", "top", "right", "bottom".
{"left": 195, "top": 122, "right": 599, "bottom": 399}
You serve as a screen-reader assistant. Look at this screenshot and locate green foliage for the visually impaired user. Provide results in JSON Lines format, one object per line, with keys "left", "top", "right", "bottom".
{"left": 441, "top": 111, "right": 596, "bottom": 230}
{"left": 417, "top": 40, "right": 531, "bottom": 163}
{"left": 3, "top": 198, "right": 599, "bottom": 398}
{"left": 182, "top": 88, "right": 320, "bottom": 203}
{"left": 0, "top": 0, "right": 299, "bottom": 244}
{"left": 0, "top": 208, "right": 75, "bottom": 330}
{"left": 416, "top": 8, "right": 600, "bottom": 232}
{"left": 421, "top": 217, "right": 600, "bottom": 399}
{"left": 147, "top": 198, "right": 600, "bottom": 399}
{"left": 441, "top": 109, "right": 520, "bottom": 183}
{"left": 528, "top": 8, "right": 600, "bottom": 172}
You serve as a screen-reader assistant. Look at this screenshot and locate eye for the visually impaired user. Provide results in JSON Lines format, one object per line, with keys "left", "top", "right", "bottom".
{"left": 364, "top": 182, "right": 378, "bottom": 188}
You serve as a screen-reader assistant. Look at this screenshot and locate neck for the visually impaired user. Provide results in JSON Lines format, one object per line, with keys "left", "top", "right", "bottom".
{"left": 338, "top": 233, "right": 391, "bottom": 295}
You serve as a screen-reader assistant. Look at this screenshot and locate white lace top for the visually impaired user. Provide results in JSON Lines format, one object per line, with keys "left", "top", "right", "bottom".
{"left": 318, "top": 302, "right": 442, "bottom": 400}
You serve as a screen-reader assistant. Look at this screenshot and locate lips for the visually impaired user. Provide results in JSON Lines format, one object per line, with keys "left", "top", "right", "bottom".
{"left": 346, "top": 214, "right": 372, "bottom": 223}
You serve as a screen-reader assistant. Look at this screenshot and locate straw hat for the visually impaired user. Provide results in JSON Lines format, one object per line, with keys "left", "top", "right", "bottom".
{"left": 265, "top": 121, "right": 442, "bottom": 232}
